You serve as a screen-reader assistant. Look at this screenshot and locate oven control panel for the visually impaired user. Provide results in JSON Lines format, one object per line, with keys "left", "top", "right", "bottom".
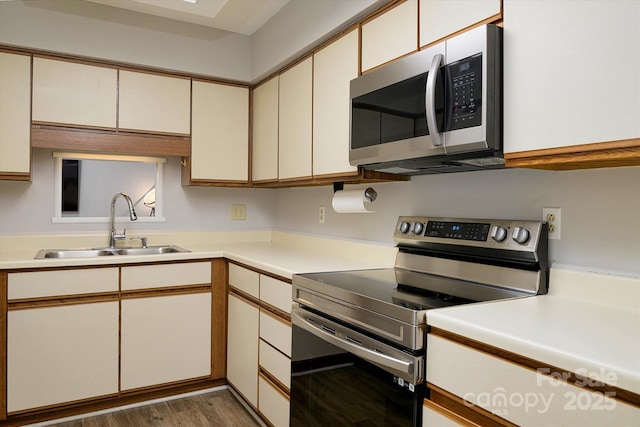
{"left": 394, "top": 216, "right": 546, "bottom": 251}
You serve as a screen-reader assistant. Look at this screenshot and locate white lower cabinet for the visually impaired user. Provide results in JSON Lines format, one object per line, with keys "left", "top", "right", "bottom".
{"left": 227, "top": 263, "right": 292, "bottom": 426}
{"left": 7, "top": 302, "right": 119, "bottom": 412}
{"left": 227, "top": 292, "right": 260, "bottom": 407}
{"left": 120, "top": 292, "right": 212, "bottom": 390}
{"left": 427, "top": 334, "right": 640, "bottom": 426}
{"left": 259, "top": 375, "right": 290, "bottom": 427}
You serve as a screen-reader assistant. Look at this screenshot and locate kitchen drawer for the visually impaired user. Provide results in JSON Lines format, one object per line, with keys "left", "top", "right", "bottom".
{"left": 259, "top": 338, "right": 291, "bottom": 390}
{"left": 8, "top": 268, "right": 118, "bottom": 299}
{"left": 260, "top": 275, "right": 291, "bottom": 314}
{"left": 259, "top": 309, "right": 292, "bottom": 357}
{"left": 228, "top": 263, "right": 260, "bottom": 298}
{"left": 427, "top": 334, "right": 640, "bottom": 426}
{"left": 422, "top": 399, "right": 466, "bottom": 426}
{"left": 121, "top": 261, "right": 211, "bottom": 291}
{"left": 258, "top": 374, "right": 290, "bottom": 427}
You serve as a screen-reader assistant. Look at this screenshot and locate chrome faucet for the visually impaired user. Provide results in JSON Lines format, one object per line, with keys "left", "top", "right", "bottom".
{"left": 109, "top": 192, "right": 137, "bottom": 248}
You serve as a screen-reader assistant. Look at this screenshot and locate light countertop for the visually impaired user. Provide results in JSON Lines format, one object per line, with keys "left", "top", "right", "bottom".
{"left": 427, "top": 265, "right": 640, "bottom": 395}
{"left": 0, "top": 230, "right": 397, "bottom": 278}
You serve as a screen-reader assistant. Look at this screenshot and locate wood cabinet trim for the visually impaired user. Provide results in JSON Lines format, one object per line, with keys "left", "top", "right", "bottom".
{"left": 0, "top": 173, "right": 30, "bottom": 182}
{"left": 423, "top": 397, "right": 483, "bottom": 427}
{"left": 211, "top": 259, "right": 227, "bottom": 380}
{"left": 430, "top": 327, "right": 640, "bottom": 408}
{"left": 228, "top": 287, "right": 261, "bottom": 308}
{"left": 227, "top": 260, "right": 292, "bottom": 284}
{"left": 259, "top": 307, "right": 291, "bottom": 326}
{"left": 120, "top": 284, "right": 211, "bottom": 300}
{"left": 427, "top": 384, "right": 516, "bottom": 427}
{"left": 258, "top": 369, "right": 290, "bottom": 399}
{"left": 31, "top": 125, "right": 190, "bottom": 157}
{"left": 504, "top": 138, "right": 640, "bottom": 170}
{"left": 7, "top": 292, "right": 119, "bottom": 310}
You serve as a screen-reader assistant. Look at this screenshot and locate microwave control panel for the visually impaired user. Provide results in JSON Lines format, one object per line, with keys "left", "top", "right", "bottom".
{"left": 447, "top": 53, "right": 482, "bottom": 131}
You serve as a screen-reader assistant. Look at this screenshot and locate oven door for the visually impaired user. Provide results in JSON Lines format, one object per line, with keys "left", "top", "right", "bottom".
{"left": 290, "top": 305, "right": 425, "bottom": 427}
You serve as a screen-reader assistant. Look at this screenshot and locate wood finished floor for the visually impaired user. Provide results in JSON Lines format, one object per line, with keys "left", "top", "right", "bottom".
{"left": 51, "top": 389, "right": 260, "bottom": 427}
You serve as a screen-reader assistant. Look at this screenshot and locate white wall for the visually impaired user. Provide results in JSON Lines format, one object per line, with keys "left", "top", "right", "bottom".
{"left": 274, "top": 167, "right": 640, "bottom": 275}
{"left": 0, "top": 0, "right": 252, "bottom": 81}
{"left": 0, "top": 149, "right": 277, "bottom": 235}
{"left": 251, "top": 0, "right": 385, "bottom": 81}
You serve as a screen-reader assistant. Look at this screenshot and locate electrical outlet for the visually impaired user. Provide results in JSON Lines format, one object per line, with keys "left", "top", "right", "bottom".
{"left": 542, "top": 207, "right": 561, "bottom": 240}
{"left": 230, "top": 204, "right": 246, "bottom": 220}
{"left": 319, "top": 206, "right": 325, "bottom": 223}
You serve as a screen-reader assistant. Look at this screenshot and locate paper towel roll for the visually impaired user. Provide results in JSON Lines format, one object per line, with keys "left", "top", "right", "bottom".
{"left": 332, "top": 188, "right": 376, "bottom": 213}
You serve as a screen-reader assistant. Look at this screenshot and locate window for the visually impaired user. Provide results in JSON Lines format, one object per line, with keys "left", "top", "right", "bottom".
{"left": 53, "top": 152, "right": 165, "bottom": 223}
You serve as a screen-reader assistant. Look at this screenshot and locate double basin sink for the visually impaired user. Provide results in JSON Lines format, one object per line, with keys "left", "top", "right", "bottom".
{"left": 34, "top": 245, "right": 189, "bottom": 259}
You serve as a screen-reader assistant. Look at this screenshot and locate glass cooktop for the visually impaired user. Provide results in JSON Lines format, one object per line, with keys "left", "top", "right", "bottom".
{"left": 294, "top": 268, "right": 477, "bottom": 312}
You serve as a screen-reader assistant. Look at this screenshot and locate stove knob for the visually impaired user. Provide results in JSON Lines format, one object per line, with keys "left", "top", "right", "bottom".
{"left": 399, "top": 221, "right": 411, "bottom": 234}
{"left": 412, "top": 222, "right": 424, "bottom": 235}
{"left": 512, "top": 227, "right": 530, "bottom": 244}
{"left": 490, "top": 225, "right": 508, "bottom": 242}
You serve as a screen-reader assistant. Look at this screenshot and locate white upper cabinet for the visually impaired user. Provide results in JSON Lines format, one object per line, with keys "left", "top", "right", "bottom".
{"left": 32, "top": 57, "right": 117, "bottom": 129}
{"left": 118, "top": 70, "right": 191, "bottom": 135}
{"left": 191, "top": 81, "right": 249, "bottom": 182}
{"left": 503, "top": 0, "right": 640, "bottom": 153}
{"left": 419, "top": 0, "right": 500, "bottom": 47}
{"left": 361, "top": 0, "right": 418, "bottom": 72}
{"left": 252, "top": 76, "right": 279, "bottom": 182}
{"left": 0, "top": 52, "right": 31, "bottom": 177}
{"left": 313, "top": 29, "right": 359, "bottom": 177}
{"left": 278, "top": 57, "right": 313, "bottom": 181}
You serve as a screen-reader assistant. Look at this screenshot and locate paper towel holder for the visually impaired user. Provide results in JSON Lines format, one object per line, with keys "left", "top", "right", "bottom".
{"left": 333, "top": 182, "right": 377, "bottom": 202}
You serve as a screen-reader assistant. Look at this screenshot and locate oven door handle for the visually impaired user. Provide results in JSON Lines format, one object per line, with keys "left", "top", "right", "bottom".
{"left": 292, "top": 309, "right": 415, "bottom": 379}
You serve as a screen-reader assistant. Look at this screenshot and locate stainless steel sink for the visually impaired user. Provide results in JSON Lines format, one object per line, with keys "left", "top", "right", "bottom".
{"left": 34, "top": 245, "right": 189, "bottom": 259}
{"left": 114, "top": 246, "right": 189, "bottom": 256}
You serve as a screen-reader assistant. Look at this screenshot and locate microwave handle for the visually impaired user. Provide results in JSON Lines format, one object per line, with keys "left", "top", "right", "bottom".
{"left": 425, "top": 54, "right": 444, "bottom": 147}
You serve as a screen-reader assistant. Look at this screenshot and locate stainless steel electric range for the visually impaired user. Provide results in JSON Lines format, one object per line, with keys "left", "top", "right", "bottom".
{"left": 290, "top": 216, "right": 549, "bottom": 427}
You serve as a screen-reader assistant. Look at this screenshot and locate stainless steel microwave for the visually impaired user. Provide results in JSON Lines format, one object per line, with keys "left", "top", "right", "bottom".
{"left": 350, "top": 24, "right": 503, "bottom": 175}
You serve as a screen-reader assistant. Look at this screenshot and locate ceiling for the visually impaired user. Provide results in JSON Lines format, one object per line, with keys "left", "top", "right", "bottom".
{"left": 83, "top": 0, "right": 291, "bottom": 35}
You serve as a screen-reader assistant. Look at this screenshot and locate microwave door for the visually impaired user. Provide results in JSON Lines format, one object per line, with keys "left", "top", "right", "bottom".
{"left": 349, "top": 47, "right": 446, "bottom": 166}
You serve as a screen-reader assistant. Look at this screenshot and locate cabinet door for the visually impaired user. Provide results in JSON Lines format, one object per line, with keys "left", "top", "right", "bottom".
{"left": 191, "top": 81, "right": 249, "bottom": 182}
{"left": 313, "top": 29, "right": 359, "bottom": 177}
{"left": 7, "top": 302, "right": 119, "bottom": 413}
{"left": 427, "top": 334, "right": 640, "bottom": 426}
{"left": 0, "top": 52, "right": 31, "bottom": 177}
{"left": 419, "top": 0, "right": 500, "bottom": 48}
{"left": 252, "top": 76, "right": 279, "bottom": 182}
{"left": 503, "top": 0, "right": 640, "bottom": 153}
{"left": 278, "top": 57, "right": 313, "bottom": 181}
{"left": 32, "top": 57, "right": 117, "bottom": 129}
{"left": 227, "top": 292, "right": 260, "bottom": 407}
{"left": 119, "top": 70, "right": 191, "bottom": 134}
{"left": 121, "top": 292, "right": 212, "bottom": 390}
{"left": 258, "top": 375, "right": 290, "bottom": 427}
{"left": 361, "top": 1, "right": 418, "bottom": 72}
